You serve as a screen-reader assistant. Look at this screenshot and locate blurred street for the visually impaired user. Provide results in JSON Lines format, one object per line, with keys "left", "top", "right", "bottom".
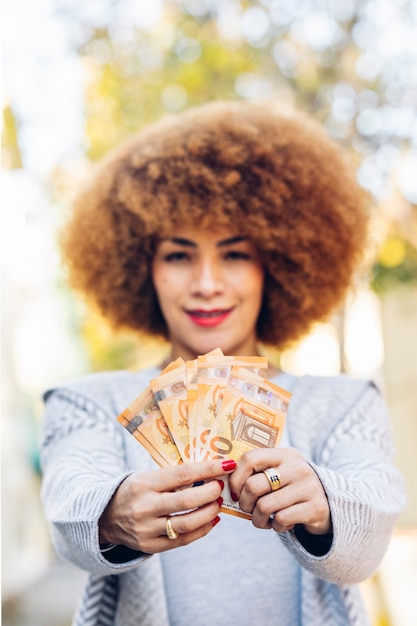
{"left": 2, "top": 558, "right": 86, "bottom": 626}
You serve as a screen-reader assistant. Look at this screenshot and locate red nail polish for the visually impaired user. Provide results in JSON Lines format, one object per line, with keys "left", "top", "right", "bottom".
{"left": 212, "top": 515, "right": 221, "bottom": 527}
{"left": 221, "top": 459, "right": 236, "bottom": 472}
{"left": 218, "top": 480, "right": 224, "bottom": 491}
{"left": 216, "top": 497, "right": 224, "bottom": 506}
{"left": 231, "top": 491, "right": 239, "bottom": 502}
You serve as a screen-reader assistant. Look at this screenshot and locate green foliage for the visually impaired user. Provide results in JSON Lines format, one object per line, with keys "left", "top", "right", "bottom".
{"left": 49, "top": 0, "right": 417, "bottom": 368}
{"left": 82, "top": 17, "right": 263, "bottom": 159}
{"left": 371, "top": 235, "right": 417, "bottom": 294}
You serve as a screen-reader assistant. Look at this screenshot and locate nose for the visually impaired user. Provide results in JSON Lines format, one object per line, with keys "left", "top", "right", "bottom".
{"left": 190, "top": 258, "right": 224, "bottom": 297}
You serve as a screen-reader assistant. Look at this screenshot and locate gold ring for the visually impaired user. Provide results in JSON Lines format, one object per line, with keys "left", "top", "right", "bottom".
{"left": 165, "top": 516, "right": 179, "bottom": 540}
{"left": 263, "top": 467, "right": 281, "bottom": 492}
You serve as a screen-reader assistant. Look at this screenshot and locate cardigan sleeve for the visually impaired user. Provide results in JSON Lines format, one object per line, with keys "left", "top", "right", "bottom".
{"left": 40, "top": 386, "right": 152, "bottom": 575}
{"left": 279, "top": 379, "right": 406, "bottom": 584}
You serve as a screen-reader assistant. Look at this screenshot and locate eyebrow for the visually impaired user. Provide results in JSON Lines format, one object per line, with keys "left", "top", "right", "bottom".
{"left": 167, "top": 236, "right": 247, "bottom": 248}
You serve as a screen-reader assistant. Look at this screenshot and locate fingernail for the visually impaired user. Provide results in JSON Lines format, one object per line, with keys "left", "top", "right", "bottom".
{"left": 193, "top": 480, "right": 204, "bottom": 487}
{"left": 216, "top": 497, "right": 224, "bottom": 506}
{"left": 231, "top": 491, "right": 239, "bottom": 502}
{"left": 218, "top": 480, "right": 224, "bottom": 491}
{"left": 212, "top": 515, "right": 221, "bottom": 527}
{"left": 221, "top": 459, "right": 236, "bottom": 472}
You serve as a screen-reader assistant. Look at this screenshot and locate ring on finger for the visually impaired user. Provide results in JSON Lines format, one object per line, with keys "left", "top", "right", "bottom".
{"left": 263, "top": 467, "right": 281, "bottom": 492}
{"left": 165, "top": 515, "right": 179, "bottom": 540}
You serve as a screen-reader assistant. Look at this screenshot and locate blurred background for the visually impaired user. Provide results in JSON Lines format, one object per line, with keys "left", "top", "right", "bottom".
{"left": 2, "top": 1, "right": 417, "bottom": 624}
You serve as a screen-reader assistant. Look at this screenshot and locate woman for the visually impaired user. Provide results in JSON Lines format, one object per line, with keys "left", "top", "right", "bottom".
{"left": 41, "top": 100, "right": 406, "bottom": 625}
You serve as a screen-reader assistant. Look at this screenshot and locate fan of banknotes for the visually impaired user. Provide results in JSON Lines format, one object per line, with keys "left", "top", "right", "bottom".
{"left": 117, "top": 348, "right": 291, "bottom": 519}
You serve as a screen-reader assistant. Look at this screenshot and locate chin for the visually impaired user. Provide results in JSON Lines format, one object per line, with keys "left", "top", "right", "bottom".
{"left": 189, "top": 338, "right": 228, "bottom": 357}
{"left": 196, "top": 341, "right": 241, "bottom": 357}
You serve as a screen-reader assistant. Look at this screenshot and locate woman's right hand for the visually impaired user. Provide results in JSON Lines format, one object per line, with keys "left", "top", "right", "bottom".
{"left": 99, "top": 459, "right": 236, "bottom": 554}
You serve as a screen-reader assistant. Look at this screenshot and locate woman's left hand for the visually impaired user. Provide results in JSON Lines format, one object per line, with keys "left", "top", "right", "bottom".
{"left": 228, "top": 447, "right": 331, "bottom": 535}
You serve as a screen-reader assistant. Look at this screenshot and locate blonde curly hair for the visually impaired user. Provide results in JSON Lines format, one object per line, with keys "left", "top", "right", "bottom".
{"left": 60, "top": 100, "right": 369, "bottom": 348}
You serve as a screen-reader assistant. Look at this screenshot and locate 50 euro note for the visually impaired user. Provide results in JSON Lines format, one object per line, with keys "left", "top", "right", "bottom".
{"left": 116, "top": 353, "right": 291, "bottom": 522}
{"left": 202, "top": 365, "right": 291, "bottom": 519}
{"left": 186, "top": 359, "right": 198, "bottom": 461}
{"left": 187, "top": 347, "right": 223, "bottom": 461}
{"left": 150, "top": 358, "right": 192, "bottom": 462}
{"left": 194, "top": 354, "right": 268, "bottom": 462}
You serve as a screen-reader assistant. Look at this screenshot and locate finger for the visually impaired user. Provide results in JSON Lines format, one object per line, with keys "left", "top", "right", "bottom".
{"left": 152, "top": 516, "right": 221, "bottom": 553}
{"left": 158, "top": 498, "right": 223, "bottom": 538}
{"left": 237, "top": 467, "right": 289, "bottom": 514}
{"left": 140, "top": 504, "right": 222, "bottom": 554}
{"left": 252, "top": 485, "right": 330, "bottom": 533}
{"left": 155, "top": 479, "right": 224, "bottom": 517}
{"left": 148, "top": 459, "right": 236, "bottom": 492}
{"left": 270, "top": 502, "right": 314, "bottom": 533}
{"left": 250, "top": 489, "right": 294, "bottom": 529}
{"left": 237, "top": 472, "right": 274, "bottom": 514}
{"left": 229, "top": 448, "right": 288, "bottom": 497}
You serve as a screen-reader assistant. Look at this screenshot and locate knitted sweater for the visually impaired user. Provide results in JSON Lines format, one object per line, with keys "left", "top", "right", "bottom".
{"left": 40, "top": 368, "right": 406, "bottom": 625}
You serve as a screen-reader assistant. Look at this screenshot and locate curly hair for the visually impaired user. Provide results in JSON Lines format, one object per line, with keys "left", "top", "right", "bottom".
{"left": 60, "top": 100, "right": 369, "bottom": 349}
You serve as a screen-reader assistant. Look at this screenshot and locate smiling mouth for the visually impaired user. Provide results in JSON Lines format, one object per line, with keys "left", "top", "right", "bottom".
{"left": 186, "top": 309, "right": 233, "bottom": 327}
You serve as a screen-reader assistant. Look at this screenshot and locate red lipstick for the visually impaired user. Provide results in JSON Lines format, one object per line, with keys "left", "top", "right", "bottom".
{"left": 186, "top": 309, "right": 232, "bottom": 327}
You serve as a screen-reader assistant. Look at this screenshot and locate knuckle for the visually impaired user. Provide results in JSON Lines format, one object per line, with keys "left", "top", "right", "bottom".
{"left": 256, "top": 497, "right": 271, "bottom": 517}
{"left": 177, "top": 534, "right": 190, "bottom": 547}
{"left": 241, "top": 448, "right": 258, "bottom": 467}
{"left": 239, "top": 501, "right": 252, "bottom": 514}
{"left": 130, "top": 473, "right": 149, "bottom": 495}
{"left": 176, "top": 465, "right": 194, "bottom": 486}
{"left": 176, "top": 490, "right": 192, "bottom": 511}
{"left": 300, "top": 463, "right": 313, "bottom": 479}
{"left": 206, "top": 479, "right": 221, "bottom": 499}
{"left": 131, "top": 503, "right": 151, "bottom": 521}
{"left": 315, "top": 498, "right": 329, "bottom": 519}
{"left": 176, "top": 516, "right": 192, "bottom": 534}
{"left": 200, "top": 523, "right": 213, "bottom": 539}
{"left": 243, "top": 478, "right": 258, "bottom": 498}
{"left": 273, "top": 509, "right": 288, "bottom": 527}
{"left": 178, "top": 527, "right": 204, "bottom": 546}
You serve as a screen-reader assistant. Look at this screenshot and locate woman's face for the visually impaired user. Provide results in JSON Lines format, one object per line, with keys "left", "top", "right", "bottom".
{"left": 151, "top": 227, "right": 265, "bottom": 361}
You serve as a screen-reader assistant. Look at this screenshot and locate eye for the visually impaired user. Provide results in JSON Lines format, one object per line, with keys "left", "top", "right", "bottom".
{"left": 163, "top": 251, "right": 191, "bottom": 263}
{"left": 224, "top": 250, "right": 251, "bottom": 261}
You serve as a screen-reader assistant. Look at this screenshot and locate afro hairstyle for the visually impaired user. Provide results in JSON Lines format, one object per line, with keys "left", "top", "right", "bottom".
{"left": 60, "top": 100, "right": 369, "bottom": 349}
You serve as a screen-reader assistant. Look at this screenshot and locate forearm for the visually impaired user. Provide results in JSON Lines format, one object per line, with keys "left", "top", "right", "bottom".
{"left": 280, "top": 460, "right": 405, "bottom": 584}
{"left": 42, "top": 433, "right": 150, "bottom": 574}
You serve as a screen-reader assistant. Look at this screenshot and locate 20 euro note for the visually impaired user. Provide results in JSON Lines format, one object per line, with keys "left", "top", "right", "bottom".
{"left": 203, "top": 365, "right": 291, "bottom": 519}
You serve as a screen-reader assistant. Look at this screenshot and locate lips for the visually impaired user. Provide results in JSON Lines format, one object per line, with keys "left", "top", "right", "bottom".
{"left": 186, "top": 308, "right": 233, "bottom": 327}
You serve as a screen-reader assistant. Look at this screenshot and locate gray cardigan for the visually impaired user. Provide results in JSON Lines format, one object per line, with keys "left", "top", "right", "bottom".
{"left": 41, "top": 368, "right": 406, "bottom": 625}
